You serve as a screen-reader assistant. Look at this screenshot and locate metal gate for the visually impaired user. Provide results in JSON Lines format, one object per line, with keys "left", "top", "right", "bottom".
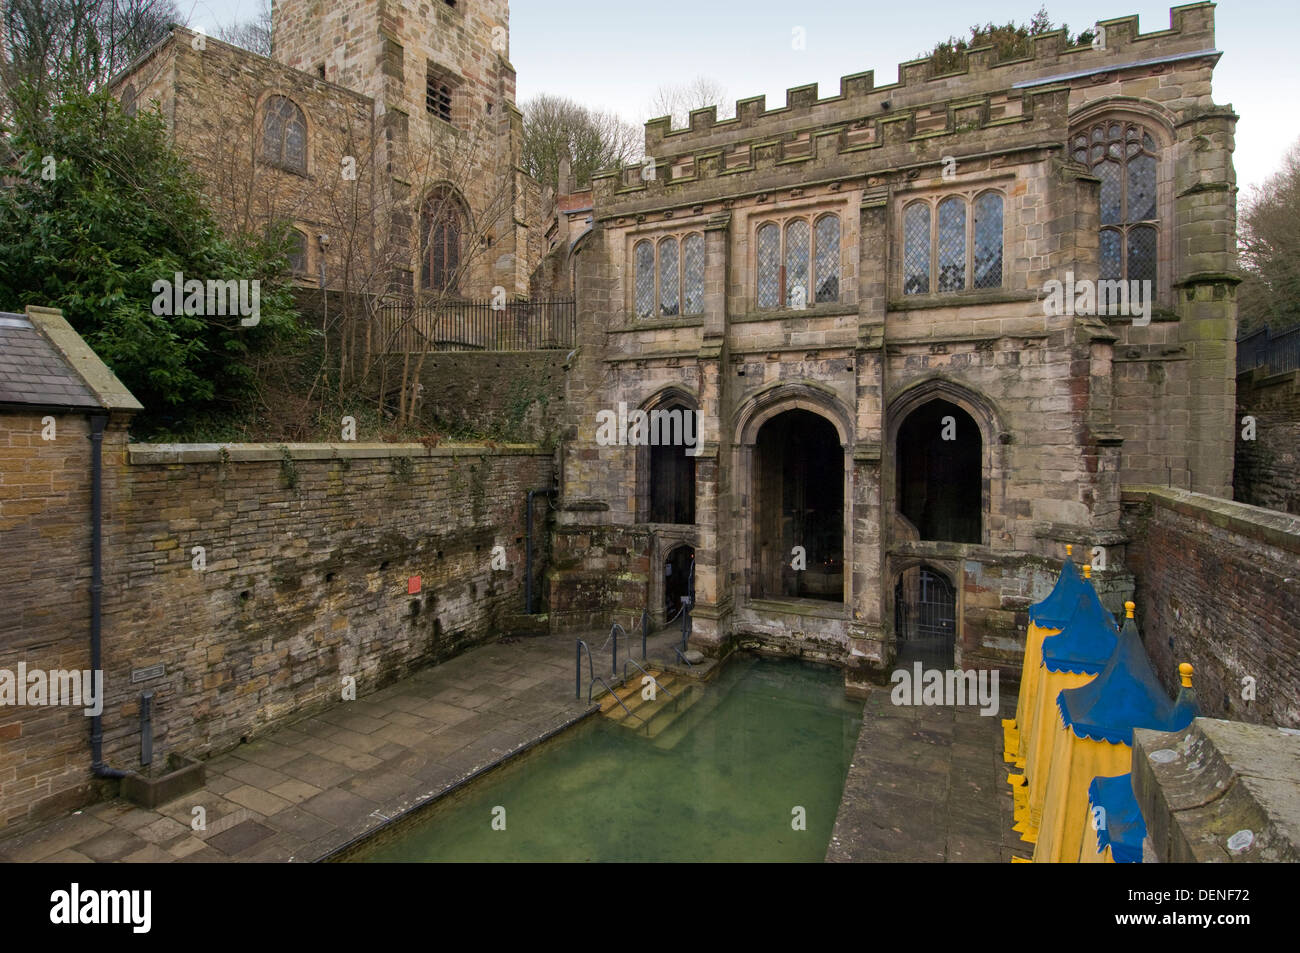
{"left": 895, "top": 566, "right": 956, "bottom": 668}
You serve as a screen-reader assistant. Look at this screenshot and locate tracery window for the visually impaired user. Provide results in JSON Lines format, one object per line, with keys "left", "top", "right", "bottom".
{"left": 421, "top": 189, "right": 465, "bottom": 293}
{"left": 1072, "top": 121, "right": 1158, "bottom": 283}
{"left": 261, "top": 96, "right": 307, "bottom": 173}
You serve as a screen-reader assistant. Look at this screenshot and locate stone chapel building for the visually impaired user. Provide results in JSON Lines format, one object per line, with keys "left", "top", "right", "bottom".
{"left": 546, "top": 2, "right": 1238, "bottom": 694}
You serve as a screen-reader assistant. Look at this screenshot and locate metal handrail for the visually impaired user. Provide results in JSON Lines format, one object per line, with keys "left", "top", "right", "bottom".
{"left": 639, "top": 608, "right": 650, "bottom": 659}
{"left": 588, "top": 675, "right": 646, "bottom": 725}
{"left": 575, "top": 639, "right": 594, "bottom": 700}
{"left": 602, "top": 623, "right": 625, "bottom": 676}
{"left": 673, "top": 646, "right": 694, "bottom": 667}
{"left": 623, "top": 658, "right": 674, "bottom": 699}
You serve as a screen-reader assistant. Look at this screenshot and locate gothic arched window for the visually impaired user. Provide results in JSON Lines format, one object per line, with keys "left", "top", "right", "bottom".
{"left": 1073, "top": 121, "right": 1159, "bottom": 283}
{"left": 261, "top": 95, "right": 307, "bottom": 173}
{"left": 288, "top": 230, "right": 308, "bottom": 275}
{"left": 422, "top": 189, "right": 465, "bottom": 294}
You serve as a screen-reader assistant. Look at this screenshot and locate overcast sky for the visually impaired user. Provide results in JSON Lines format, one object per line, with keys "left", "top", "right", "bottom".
{"left": 184, "top": 0, "right": 1297, "bottom": 197}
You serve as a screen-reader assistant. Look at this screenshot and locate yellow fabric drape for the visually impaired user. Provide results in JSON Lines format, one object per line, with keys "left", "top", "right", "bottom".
{"left": 1006, "top": 621, "right": 1058, "bottom": 765}
{"left": 1032, "top": 713, "right": 1131, "bottom": 863}
{"left": 1078, "top": 807, "right": 1113, "bottom": 864}
{"left": 1021, "top": 667, "right": 1094, "bottom": 840}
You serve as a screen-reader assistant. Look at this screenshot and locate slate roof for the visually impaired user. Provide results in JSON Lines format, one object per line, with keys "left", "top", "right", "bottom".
{"left": 0, "top": 311, "right": 105, "bottom": 409}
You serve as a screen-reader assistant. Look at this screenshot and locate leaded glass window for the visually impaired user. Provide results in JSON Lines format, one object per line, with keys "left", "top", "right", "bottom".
{"left": 757, "top": 223, "right": 780, "bottom": 309}
{"left": 814, "top": 214, "right": 840, "bottom": 303}
{"left": 262, "top": 96, "right": 307, "bottom": 173}
{"left": 755, "top": 215, "right": 841, "bottom": 308}
{"left": 1077, "top": 119, "right": 1160, "bottom": 286}
{"left": 937, "top": 197, "right": 966, "bottom": 293}
{"left": 635, "top": 241, "right": 655, "bottom": 317}
{"left": 1099, "top": 229, "right": 1122, "bottom": 281}
{"left": 972, "top": 193, "right": 1003, "bottom": 290}
{"left": 785, "top": 219, "right": 810, "bottom": 308}
{"left": 903, "top": 203, "right": 930, "bottom": 295}
{"left": 659, "top": 238, "right": 680, "bottom": 316}
{"left": 1127, "top": 224, "right": 1157, "bottom": 283}
{"left": 287, "top": 230, "right": 308, "bottom": 274}
{"left": 683, "top": 234, "right": 704, "bottom": 315}
{"left": 422, "top": 190, "right": 463, "bottom": 293}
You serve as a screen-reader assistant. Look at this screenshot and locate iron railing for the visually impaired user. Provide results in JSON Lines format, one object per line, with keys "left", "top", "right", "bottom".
{"left": 1238, "top": 324, "right": 1300, "bottom": 377}
{"left": 378, "top": 298, "right": 577, "bottom": 353}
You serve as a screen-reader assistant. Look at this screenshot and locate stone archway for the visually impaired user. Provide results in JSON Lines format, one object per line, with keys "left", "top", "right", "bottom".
{"left": 750, "top": 409, "right": 845, "bottom": 601}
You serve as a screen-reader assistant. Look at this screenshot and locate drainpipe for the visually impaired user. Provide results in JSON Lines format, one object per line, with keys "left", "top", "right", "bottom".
{"left": 88, "top": 413, "right": 126, "bottom": 779}
{"left": 525, "top": 488, "right": 556, "bottom": 614}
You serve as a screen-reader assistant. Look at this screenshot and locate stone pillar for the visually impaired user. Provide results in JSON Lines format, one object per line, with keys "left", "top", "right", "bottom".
{"left": 847, "top": 194, "right": 888, "bottom": 689}
{"left": 1174, "top": 108, "right": 1240, "bottom": 499}
{"left": 689, "top": 213, "right": 732, "bottom": 655}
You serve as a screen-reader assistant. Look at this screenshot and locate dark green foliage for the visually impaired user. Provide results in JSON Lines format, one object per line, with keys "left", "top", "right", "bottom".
{"left": 0, "top": 86, "right": 301, "bottom": 431}
{"left": 922, "top": 7, "right": 1096, "bottom": 73}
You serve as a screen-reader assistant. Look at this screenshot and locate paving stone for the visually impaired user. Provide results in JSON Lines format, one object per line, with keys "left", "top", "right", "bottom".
{"left": 299, "top": 788, "right": 378, "bottom": 827}
{"left": 78, "top": 828, "right": 150, "bottom": 862}
{"left": 224, "top": 761, "right": 291, "bottom": 790}
{"left": 165, "top": 835, "right": 209, "bottom": 859}
{"left": 122, "top": 843, "right": 174, "bottom": 863}
{"left": 224, "top": 784, "right": 293, "bottom": 817}
{"left": 1, "top": 812, "right": 112, "bottom": 861}
{"left": 135, "top": 816, "right": 192, "bottom": 844}
{"left": 42, "top": 849, "right": 95, "bottom": 863}
{"left": 230, "top": 741, "right": 307, "bottom": 770}
{"left": 206, "top": 819, "right": 276, "bottom": 856}
{"left": 278, "top": 754, "right": 356, "bottom": 789}
{"left": 268, "top": 779, "right": 324, "bottom": 805}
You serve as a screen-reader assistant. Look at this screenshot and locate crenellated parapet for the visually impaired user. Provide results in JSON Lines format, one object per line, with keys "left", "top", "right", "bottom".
{"left": 634, "top": 3, "right": 1217, "bottom": 169}
{"left": 593, "top": 85, "right": 1073, "bottom": 216}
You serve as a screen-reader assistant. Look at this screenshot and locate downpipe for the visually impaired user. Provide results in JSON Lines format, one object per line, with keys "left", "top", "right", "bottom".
{"left": 88, "top": 414, "right": 126, "bottom": 779}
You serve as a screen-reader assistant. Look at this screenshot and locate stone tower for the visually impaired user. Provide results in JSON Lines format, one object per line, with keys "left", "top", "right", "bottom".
{"left": 271, "top": 0, "right": 535, "bottom": 298}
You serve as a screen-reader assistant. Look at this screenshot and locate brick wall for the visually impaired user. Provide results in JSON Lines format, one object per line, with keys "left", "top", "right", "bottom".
{"left": 1122, "top": 486, "right": 1300, "bottom": 729}
{"left": 1234, "top": 369, "right": 1300, "bottom": 515}
{"left": 0, "top": 426, "right": 553, "bottom": 832}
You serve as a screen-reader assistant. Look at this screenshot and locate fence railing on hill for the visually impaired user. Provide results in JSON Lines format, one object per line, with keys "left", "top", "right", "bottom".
{"left": 377, "top": 299, "right": 577, "bottom": 353}
{"left": 1238, "top": 324, "right": 1300, "bottom": 376}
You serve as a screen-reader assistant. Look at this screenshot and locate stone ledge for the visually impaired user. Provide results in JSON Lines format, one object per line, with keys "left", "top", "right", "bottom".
{"left": 1133, "top": 718, "right": 1300, "bottom": 862}
{"left": 1121, "top": 485, "right": 1300, "bottom": 556}
{"left": 127, "top": 442, "right": 548, "bottom": 465}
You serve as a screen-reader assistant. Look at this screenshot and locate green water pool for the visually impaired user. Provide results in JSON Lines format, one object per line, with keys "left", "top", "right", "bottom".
{"left": 347, "top": 655, "right": 863, "bottom": 862}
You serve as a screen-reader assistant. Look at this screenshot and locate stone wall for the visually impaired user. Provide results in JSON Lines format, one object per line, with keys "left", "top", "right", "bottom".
{"left": 1122, "top": 486, "right": 1300, "bottom": 729}
{"left": 415, "top": 350, "right": 568, "bottom": 443}
{"left": 0, "top": 429, "right": 553, "bottom": 832}
{"left": 1234, "top": 369, "right": 1300, "bottom": 515}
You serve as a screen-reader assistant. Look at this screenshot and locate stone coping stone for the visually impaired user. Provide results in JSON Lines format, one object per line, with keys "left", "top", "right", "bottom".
{"left": 1133, "top": 717, "right": 1300, "bottom": 863}
{"left": 128, "top": 442, "right": 547, "bottom": 464}
{"left": 1122, "top": 485, "right": 1300, "bottom": 556}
